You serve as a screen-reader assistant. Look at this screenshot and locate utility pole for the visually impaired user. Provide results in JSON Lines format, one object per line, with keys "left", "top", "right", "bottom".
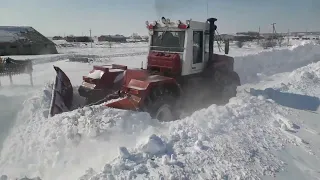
{"left": 287, "top": 29, "right": 290, "bottom": 46}
{"left": 271, "top": 23, "right": 276, "bottom": 41}
{"left": 258, "top": 26, "right": 260, "bottom": 45}
{"left": 271, "top": 23, "right": 277, "bottom": 47}
{"left": 89, "top": 29, "right": 92, "bottom": 48}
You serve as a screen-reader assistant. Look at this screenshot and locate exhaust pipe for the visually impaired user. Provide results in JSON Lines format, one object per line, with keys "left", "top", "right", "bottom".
{"left": 207, "top": 18, "right": 217, "bottom": 62}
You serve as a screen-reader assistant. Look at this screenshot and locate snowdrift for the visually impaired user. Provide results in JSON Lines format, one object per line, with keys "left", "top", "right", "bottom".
{"left": 0, "top": 83, "right": 162, "bottom": 179}
{"left": 1, "top": 43, "right": 320, "bottom": 179}
{"left": 77, "top": 61, "right": 320, "bottom": 180}
{"left": 235, "top": 42, "right": 320, "bottom": 84}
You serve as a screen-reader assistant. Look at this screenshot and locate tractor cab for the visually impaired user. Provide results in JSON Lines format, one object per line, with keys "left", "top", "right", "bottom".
{"left": 145, "top": 17, "right": 231, "bottom": 78}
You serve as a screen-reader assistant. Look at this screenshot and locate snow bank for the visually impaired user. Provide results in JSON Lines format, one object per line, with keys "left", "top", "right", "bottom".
{"left": 249, "top": 61, "right": 320, "bottom": 113}
{"left": 235, "top": 42, "right": 320, "bottom": 84}
{"left": 75, "top": 60, "right": 320, "bottom": 180}
{"left": 281, "top": 61, "right": 320, "bottom": 97}
{"left": 75, "top": 58, "right": 320, "bottom": 180}
{"left": 0, "top": 83, "right": 162, "bottom": 179}
{"left": 0, "top": 93, "right": 29, "bottom": 153}
{"left": 75, "top": 62, "right": 320, "bottom": 179}
{"left": 76, "top": 93, "right": 302, "bottom": 179}
{"left": 247, "top": 60, "right": 320, "bottom": 98}
{"left": 1, "top": 41, "right": 320, "bottom": 180}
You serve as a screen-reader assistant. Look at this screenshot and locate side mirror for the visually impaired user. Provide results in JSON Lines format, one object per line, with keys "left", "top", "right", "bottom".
{"left": 224, "top": 39, "right": 229, "bottom": 54}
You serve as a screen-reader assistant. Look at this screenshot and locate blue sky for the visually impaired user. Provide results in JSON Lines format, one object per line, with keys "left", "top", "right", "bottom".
{"left": 0, "top": 0, "right": 319, "bottom": 36}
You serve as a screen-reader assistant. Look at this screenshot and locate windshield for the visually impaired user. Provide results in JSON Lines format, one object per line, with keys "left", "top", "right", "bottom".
{"left": 151, "top": 31, "right": 185, "bottom": 52}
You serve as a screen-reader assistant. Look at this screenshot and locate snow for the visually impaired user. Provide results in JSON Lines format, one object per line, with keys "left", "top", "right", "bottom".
{"left": 1, "top": 40, "right": 320, "bottom": 180}
{"left": 235, "top": 41, "right": 320, "bottom": 84}
{"left": 87, "top": 70, "right": 105, "bottom": 79}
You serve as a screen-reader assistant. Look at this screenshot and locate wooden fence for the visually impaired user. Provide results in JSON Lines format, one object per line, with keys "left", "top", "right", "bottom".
{"left": 0, "top": 58, "right": 33, "bottom": 86}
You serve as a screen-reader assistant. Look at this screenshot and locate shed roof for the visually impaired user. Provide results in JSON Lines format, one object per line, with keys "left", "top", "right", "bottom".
{"left": 0, "top": 26, "right": 35, "bottom": 43}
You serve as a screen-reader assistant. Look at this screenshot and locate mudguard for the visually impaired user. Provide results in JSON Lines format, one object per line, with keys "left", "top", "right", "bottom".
{"left": 49, "top": 66, "right": 74, "bottom": 117}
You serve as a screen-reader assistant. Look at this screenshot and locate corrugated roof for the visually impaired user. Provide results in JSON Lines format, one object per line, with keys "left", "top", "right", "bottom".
{"left": 0, "top": 26, "right": 34, "bottom": 43}
{"left": 0, "top": 30, "right": 17, "bottom": 42}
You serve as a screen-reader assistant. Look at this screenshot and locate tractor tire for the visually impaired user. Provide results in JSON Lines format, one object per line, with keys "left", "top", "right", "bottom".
{"left": 147, "top": 93, "right": 180, "bottom": 122}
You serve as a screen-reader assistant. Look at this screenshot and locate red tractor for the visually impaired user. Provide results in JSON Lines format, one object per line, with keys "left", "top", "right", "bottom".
{"left": 49, "top": 17, "right": 241, "bottom": 121}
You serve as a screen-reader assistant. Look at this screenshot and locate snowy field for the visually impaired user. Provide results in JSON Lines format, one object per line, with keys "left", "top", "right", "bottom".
{"left": 0, "top": 39, "right": 320, "bottom": 180}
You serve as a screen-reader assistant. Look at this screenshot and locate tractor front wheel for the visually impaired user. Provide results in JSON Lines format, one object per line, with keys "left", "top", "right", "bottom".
{"left": 154, "top": 103, "right": 175, "bottom": 122}
{"left": 146, "top": 93, "right": 180, "bottom": 122}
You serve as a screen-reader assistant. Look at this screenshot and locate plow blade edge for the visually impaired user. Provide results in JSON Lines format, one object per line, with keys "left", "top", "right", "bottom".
{"left": 49, "top": 66, "right": 74, "bottom": 117}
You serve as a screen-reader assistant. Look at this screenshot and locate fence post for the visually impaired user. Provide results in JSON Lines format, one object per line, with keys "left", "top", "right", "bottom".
{"left": 9, "top": 73, "right": 13, "bottom": 85}
{"left": 29, "top": 72, "right": 33, "bottom": 86}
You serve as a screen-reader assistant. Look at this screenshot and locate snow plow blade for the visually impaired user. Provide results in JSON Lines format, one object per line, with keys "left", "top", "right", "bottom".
{"left": 49, "top": 66, "right": 74, "bottom": 117}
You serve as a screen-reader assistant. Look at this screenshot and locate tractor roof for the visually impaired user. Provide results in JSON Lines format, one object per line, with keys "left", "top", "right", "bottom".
{"left": 146, "top": 17, "right": 210, "bottom": 31}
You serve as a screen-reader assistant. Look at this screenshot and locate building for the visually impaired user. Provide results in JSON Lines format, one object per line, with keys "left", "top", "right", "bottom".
{"left": 98, "top": 35, "right": 127, "bottom": 42}
{"left": 220, "top": 34, "right": 236, "bottom": 41}
{"left": 52, "top": 36, "right": 64, "bottom": 40}
{"left": 0, "top": 26, "right": 58, "bottom": 56}
{"left": 65, "top": 36, "right": 93, "bottom": 42}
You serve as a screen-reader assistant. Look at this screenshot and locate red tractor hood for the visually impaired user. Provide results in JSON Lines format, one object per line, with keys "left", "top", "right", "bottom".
{"left": 82, "top": 64, "right": 127, "bottom": 89}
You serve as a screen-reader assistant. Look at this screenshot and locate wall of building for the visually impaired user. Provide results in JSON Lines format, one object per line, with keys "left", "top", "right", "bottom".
{"left": 98, "top": 35, "right": 127, "bottom": 42}
{"left": 66, "top": 36, "right": 93, "bottom": 42}
{"left": 0, "top": 42, "right": 57, "bottom": 56}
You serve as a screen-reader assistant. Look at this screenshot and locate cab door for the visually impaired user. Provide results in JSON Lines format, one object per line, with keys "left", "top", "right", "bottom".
{"left": 191, "top": 31, "right": 204, "bottom": 73}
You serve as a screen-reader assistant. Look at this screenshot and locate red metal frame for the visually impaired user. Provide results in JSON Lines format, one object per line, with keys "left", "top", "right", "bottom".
{"left": 105, "top": 72, "right": 178, "bottom": 110}
{"left": 122, "top": 69, "right": 149, "bottom": 87}
{"left": 147, "top": 52, "right": 182, "bottom": 76}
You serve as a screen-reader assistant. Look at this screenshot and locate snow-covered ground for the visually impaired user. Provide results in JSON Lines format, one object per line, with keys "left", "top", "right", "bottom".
{"left": 0, "top": 40, "right": 320, "bottom": 180}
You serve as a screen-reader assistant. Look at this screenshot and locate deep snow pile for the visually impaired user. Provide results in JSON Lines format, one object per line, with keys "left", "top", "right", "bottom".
{"left": 248, "top": 61, "right": 320, "bottom": 98}
{"left": 1, "top": 42, "right": 320, "bottom": 179}
{"left": 235, "top": 42, "right": 320, "bottom": 84}
{"left": 76, "top": 62, "right": 320, "bottom": 180}
{"left": 78, "top": 97, "right": 292, "bottom": 179}
{"left": 0, "top": 83, "right": 163, "bottom": 179}
{"left": 72, "top": 62, "right": 318, "bottom": 180}
{"left": 0, "top": 79, "right": 311, "bottom": 180}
